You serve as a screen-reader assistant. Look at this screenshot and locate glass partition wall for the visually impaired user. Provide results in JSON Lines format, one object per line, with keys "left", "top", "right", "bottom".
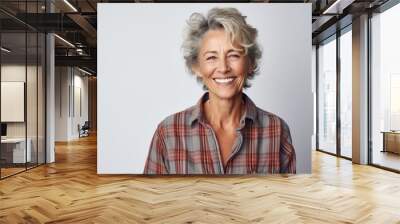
{"left": 0, "top": 1, "right": 46, "bottom": 179}
{"left": 0, "top": 31, "right": 27, "bottom": 177}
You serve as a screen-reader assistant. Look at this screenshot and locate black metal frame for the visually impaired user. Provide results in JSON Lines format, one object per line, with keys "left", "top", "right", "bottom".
{"left": 44, "top": 0, "right": 47, "bottom": 165}
{"left": 0, "top": 21, "right": 2, "bottom": 179}
{"left": 25, "top": 1, "right": 28, "bottom": 172}
{"left": 36, "top": 1, "right": 39, "bottom": 168}
{"left": 367, "top": 11, "right": 373, "bottom": 166}
{"left": 336, "top": 27, "right": 341, "bottom": 158}
{"left": 316, "top": 45, "right": 319, "bottom": 151}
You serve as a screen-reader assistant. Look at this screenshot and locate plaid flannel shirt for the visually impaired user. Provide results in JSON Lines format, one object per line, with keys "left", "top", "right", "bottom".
{"left": 144, "top": 92, "right": 296, "bottom": 174}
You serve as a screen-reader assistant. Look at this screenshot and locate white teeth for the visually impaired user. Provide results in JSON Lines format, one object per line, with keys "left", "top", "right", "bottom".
{"left": 214, "top": 78, "right": 234, "bottom": 84}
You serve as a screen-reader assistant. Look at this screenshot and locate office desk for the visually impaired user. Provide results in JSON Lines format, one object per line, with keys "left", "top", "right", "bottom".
{"left": 382, "top": 131, "right": 400, "bottom": 154}
{"left": 1, "top": 138, "right": 32, "bottom": 163}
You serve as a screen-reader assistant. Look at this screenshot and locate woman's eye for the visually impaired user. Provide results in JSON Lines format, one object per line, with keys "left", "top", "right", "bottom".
{"left": 206, "top": 56, "right": 216, "bottom": 61}
{"left": 229, "top": 54, "right": 240, "bottom": 58}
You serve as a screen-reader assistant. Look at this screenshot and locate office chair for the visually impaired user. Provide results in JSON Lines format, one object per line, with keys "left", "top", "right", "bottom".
{"left": 79, "top": 121, "right": 90, "bottom": 138}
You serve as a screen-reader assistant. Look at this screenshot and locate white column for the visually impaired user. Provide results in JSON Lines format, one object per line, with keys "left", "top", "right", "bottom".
{"left": 55, "top": 67, "right": 73, "bottom": 141}
{"left": 352, "top": 14, "right": 369, "bottom": 164}
{"left": 45, "top": 1, "right": 56, "bottom": 163}
{"left": 46, "top": 33, "right": 55, "bottom": 163}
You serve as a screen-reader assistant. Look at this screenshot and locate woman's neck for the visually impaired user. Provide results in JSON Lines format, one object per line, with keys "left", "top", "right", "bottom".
{"left": 203, "top": 92, "right": 244, "bottom": 130}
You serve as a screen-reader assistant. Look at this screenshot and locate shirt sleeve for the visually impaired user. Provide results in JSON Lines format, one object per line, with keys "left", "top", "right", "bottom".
{"left": 143, "top": 125, "right": 169, "bottom": 174}
{"left": 279, "top": 119, "right": 296, "bottom": 174}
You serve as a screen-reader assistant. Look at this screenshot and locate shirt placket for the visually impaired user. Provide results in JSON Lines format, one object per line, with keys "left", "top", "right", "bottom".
{"left": 205, "top": 125, "right": 225, "bottom": 174}
{"left": 224, "top": 119, "right": 246, "bottom": 173}
{"left": 204, "top": 120, "right": 246, "bottom": 174}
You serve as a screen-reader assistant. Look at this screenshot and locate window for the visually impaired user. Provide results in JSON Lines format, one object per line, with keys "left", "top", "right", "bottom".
{"left": 318, "top": 36, "right": 337, "bottom": 155}
{"left": 339, "top": 28, "right": 352, "bottom": 158}
{"left": 371, "top": 2, "right": 400, "bottom": 171}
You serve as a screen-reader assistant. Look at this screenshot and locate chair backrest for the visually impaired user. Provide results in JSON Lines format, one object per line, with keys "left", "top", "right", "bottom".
{"left": 82, "top": 121, "right": 90, "bottom": 129}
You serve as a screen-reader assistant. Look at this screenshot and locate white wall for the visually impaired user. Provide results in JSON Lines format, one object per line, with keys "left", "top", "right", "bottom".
{"left": 98, "top": 3, "right": 313, "bottom": 174}
{"left": 72, "top": 72, "right": 89, "bottom": 138}
{"left": 1, "top": 66, "right": 26, "bottom": 127}
{"left": 1, "top": 82, "right": 24, "bottom": 122}
{"left": 55, "top": 67, "right": 69, "bottom": 141}
{"left": 55, "top": 67, "right": 89, "bottom": 141}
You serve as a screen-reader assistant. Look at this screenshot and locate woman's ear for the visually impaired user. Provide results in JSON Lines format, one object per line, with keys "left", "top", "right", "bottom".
{"left": 247, "top": 61, "right": 254, "bottom": 76}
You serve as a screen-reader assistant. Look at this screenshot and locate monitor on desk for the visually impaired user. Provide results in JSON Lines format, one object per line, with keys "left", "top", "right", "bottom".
{"left": 1, "top": 123, "right": 7, "bottom": 138}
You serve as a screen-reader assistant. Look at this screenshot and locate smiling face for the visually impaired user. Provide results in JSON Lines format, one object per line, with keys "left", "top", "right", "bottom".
{"left": 192, "top": 29, "right": 252, "bottom": 101}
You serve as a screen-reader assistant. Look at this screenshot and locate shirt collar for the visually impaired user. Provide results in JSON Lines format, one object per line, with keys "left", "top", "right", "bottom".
{"left": 189, "top": 92, "right": 258, "bottom": 126}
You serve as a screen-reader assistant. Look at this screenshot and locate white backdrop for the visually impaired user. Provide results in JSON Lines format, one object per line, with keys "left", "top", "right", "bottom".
{"left": 98, "top": 3, "right": 313, "bottom": 174}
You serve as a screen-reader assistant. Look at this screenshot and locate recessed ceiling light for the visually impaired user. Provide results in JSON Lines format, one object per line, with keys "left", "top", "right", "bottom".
{"left": 54, "top": 34, "right": 75, "bottom": 48}
{"left": 323, "top": 0, "right": 354, "bottom": 15}
{"left": 78, "top": 67, "right": 93, "bottom": 76}
{"left": 1, "top": 47, "right": 11, "bottom": 53}
{"left": 63, "top": 0, "right": 78, "bottom": 12}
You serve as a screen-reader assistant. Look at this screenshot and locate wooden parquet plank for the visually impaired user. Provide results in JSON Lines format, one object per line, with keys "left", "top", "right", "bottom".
{"left": 1, "top": 134, "right": 400, "bottom": 223}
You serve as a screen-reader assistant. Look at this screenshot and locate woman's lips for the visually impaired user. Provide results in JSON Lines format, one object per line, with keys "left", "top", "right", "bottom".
{"left": 213, "top": 77, "right": 235, "bottom": 84}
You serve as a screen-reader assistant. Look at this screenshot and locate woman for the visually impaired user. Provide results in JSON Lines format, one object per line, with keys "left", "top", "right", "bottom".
{"left": 144, "top": 7, "right": 295, "bottom": 174}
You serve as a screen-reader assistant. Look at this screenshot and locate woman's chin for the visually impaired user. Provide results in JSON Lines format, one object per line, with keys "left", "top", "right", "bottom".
{"left": 209, "top": 89, "right": 242, "bottom": 101}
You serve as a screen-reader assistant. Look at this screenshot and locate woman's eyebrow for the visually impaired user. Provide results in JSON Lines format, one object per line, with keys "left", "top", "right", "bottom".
{"left": 227, "top": 48, "right": 244, "bottom": 53}
{"left": 203, "top": 51, "right": 218, "bottom": 56}
{"left": 203, "top": 49, "right": 242, "bottom": 56}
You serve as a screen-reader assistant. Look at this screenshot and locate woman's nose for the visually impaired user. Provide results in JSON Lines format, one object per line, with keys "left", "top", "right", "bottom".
{"left": 216, "top": 57, "right": 230, "bottom": 73}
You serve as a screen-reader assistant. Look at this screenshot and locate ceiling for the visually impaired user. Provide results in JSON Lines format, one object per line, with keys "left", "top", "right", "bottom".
{"left": 0, "top": 0, "right": 393, "bottom": 75}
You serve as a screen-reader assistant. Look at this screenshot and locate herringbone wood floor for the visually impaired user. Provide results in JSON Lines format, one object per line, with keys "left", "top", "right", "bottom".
{"left": 1, "top": 134, "right": 400, "bottom": 224}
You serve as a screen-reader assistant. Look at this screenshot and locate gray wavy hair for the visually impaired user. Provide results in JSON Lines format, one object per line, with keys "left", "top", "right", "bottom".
{"left": 182, "top": 7, "right": 262, "bottom": 88}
